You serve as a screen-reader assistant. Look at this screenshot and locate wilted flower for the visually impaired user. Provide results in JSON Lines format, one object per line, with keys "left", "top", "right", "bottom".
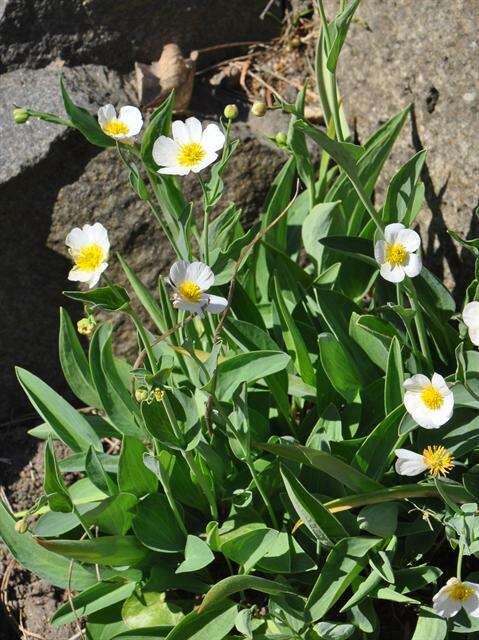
{"left": 98, "top": 104, "right": 143, "bottom": 140}
{"left": 403, "top": 373, "right": 454, "bottom": 429}
{"left": 433, "top": 578, "right": 479, "bottom": 618}
{"left": 251, "top": 101, "right": 267, "bottom": 117}
{"left": 462, "top": 301, "right": 479, "bottom": 346}
{"left": 395, "top": 445, "right": 454, "bottom": 477}
{"left": 152, "top": 117, "right": 225, "bottom": 176}
{"left": 65, "top": 223, "right": 110, "bottom": 289}
{"left": 77, "top": 317, "right": 96, "bottom": 336}
{"left": 374, "top": 222, "right": 422, "bottom": 282}
{"left": 168, "top": 260, "right": 227, "bottom": 316}
{"left": 135, "top": 387, "right": 149, "bottom": 403}
{"left": 153, "top": 388, "right": 164, "bottom": 402}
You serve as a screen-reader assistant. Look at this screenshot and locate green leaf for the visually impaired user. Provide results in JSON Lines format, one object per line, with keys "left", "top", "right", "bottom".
{"left": 318, "top": 333, "right": 362, "bottom": 403}
{"left": 60, "top": 76, "right": 114, "bottom": 148}
{"left": 357, "top": 503, "right": 399, "bottom": 537}
{"left": 37, "top": 535, "right": 148, "bottom": 566}
{"left": 306, "top": 537, "right": 381, "bottom": 621}
{"left": 199, "top": 576, "right": 292, "bottom": 613}
{"left": 132, "top": 494, "right": 185, "bottom": 553}
{"left": 85, "top": 493, "right": 137, "bottom": 536}
{"left": 204, "top": 350, "right": 291, "bottom": 400}
{"left": 0, "top": 501, "right": 96, "bottom": 590}
{"left": 86, "top": 446, "right": 118, "bottom": 497}
{"left": 141, "top": 92, "right": 175, "bottom": 171}
{"left": 164, "top": 601, "right": 237, "bottom": 640}
{"left": 280, "top": 465, "right": 348, "bottom": 546}
{"left": 221, "top": 527, "right": 278, "bottom": 573}
{"left": 122, "top": 590, "right": 184, "bottom": 630}
{"left": 64, "top": 285, "right": 130, "bottom": 312}
{"left": 44, "top": 437, "right": 73, "bottom": 513}
{"left": 302, "top": 202, "right": 344, "bottom": 271}
{"left": 319, "top": 236, "right": 376, "bottom": 267}
{"left": 52, "top": 581, "right": 136, "bottom": 627}
{"left": 16, "top": 367, "right": 102, "bottom": 452}
{"left": 273, "top": 277, "right": 315, "bottom": 386}
{"left": 384, "top": 336, "right": 404, "bottom": 414}
{"left": 326, "top": 0, "right": 361, "bottom": 72}
{"left": 118, "top": 436, "right": 158, "bottom": 498}
{"left": 383, "top": 150, "right": 427, "bottom": 225}
{"left": 59, "top": 307, "right": 100, "bottom": 406}
{"left": 259, "top": 441, "right": 383, "bottom": 493}
{"left": 176, "top": 535, "right": 215, "bottom": 574}
{"left": 314, "top": 621, "right": 355, "bottom": 640}
{"left": 411, "top": 608, "right": 448, "bottom": 640}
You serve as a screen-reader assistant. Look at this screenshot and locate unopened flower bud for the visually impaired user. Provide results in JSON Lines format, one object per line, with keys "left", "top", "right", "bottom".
{"left": 15, "top": 518, "right": 28, "bottom": 534}
{"left": 77, "top": 317, "right": 95, "bottom": 336}
{"left": 275, "top": 132, "right": 288, "bottom": 146}
{"left": 13, "top": 108, "right": 30, "bottom": 124}
{"left": 153, "top": 388, "right": 164, "bottom": 403}
{"left": 135, "top": 387, "right": 149, "bottom": 403}
{"left": 251, "top": 101, "right": 267, "bottom": 117}
{"left": 224, "top": 104, "right": 239, "bottom": 120}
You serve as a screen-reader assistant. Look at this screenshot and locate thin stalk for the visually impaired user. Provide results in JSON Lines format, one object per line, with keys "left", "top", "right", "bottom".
{"left": 406, "top": 279, "right": 433, "bottom": 370}
{"left": 456, "top": 541, "right": 464, "bottom": 580}
{"left": 198, "top": 175, "right": 210, "bottom": 264}
{"left": 153, "top": 441, "right": 187, "bottom": 536}
{"left": 72, "top": 505, "right": 93, "bottom": 540}
{"left": 128, "top": 307, "right": 158, "bottom": 374}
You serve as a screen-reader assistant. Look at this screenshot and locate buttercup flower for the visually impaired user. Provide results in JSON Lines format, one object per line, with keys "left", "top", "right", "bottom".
{"left": 65, "top": 223, "right": 110, "bottom": 289}
{"left": 152, "top": 117, "right": 225, "bottom": 175}
{"left": 168, "top": 260, "right": 227, "bottom": 316}
{"left": 403, "top": 373, "right": 454, "bottom": 429}
{"left": 433, "top": 578, "right": 479, "bottom": 618}
{"left": 374, "top": 222, "right": 422, "bottom": 283}
{"left": 395, "top": 445, "right": 454, "bottom": 477}
{"left": 98, "top": 104, "right": 143, "bottom": 140}
{"left": 462, "top": 301, "right": 479, "bottom": 346}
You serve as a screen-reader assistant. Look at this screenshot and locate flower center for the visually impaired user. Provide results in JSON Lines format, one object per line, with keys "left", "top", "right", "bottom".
{"left": 178, "top": 281, "right": 203, "bottom": 303}
{"left": 73, "top": 244, "right": 105, "bottom": 271}
{"left": 447, "top": 582, "right": 474, "bottom": 602}
{"left": 103, "top": 119, "right": 129, "bottom": 137}
{"left": 385, "top": 242, "right": 408, "bottom": 267}
{"left": 422, "top": 445, "right": 454, "bottom": 477}
{"left": 177, "top": 142, "right": 206, "bottom": 167}
{"left": 420, "top": 384, "right": 444, "bottom": 410}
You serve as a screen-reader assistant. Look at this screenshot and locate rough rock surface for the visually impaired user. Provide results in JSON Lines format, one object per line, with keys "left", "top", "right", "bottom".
{"left": 0, "top": 0, "right": 282, "bottom": 72}
{"left": 330, "top": 0, "right": 479, "bottom": 297}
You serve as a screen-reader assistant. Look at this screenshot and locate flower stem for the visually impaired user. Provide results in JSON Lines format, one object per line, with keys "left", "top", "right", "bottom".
{"left": 128, "top": 307, "right": 158, "bottom": 374}
{"left": 406, "top": 279, "right": 433, "bottom": 370}
{"left": 153, "top": 441, "right": 187, "bottom": 536}
{"left": 456, "top": 541, "right": 464, "bottom": 580}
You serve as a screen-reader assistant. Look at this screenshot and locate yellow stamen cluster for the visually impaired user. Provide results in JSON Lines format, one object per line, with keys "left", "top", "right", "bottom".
{"left": 178, "top": 281, "right": 203, "bottom": 302}
{"left": 177, "top": 142, "right": 206, "bottom": 167}
{"left": 421, "top": 384, "right": 444, "bottom": 410}
{"left": 385, "top": 242, "right": 408, "bottom": 266}
{"left": 103, "top": 119, "right": 129, "bottom": 136}
{"left": 422, "top": 445, "right": 454, "bottom": 477}
{"left": 447, "top": 582, "right": 474, "bottom": 602}
{"left": 153, "top": 388, "right": 164, "bottom": 403}
{"left": 73, "top": 244, "right": 105, "bottom": 271}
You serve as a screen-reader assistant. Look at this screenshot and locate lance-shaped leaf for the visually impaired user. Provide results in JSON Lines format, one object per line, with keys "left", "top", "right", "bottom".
{"left": 165, "top": 601, "right": 238, "bottom": 640}
{"left": 37, "top": 535, "right": 148, "bottom": 566}
{"left": 198, "top": 575, "right": 294, "bottom": 613}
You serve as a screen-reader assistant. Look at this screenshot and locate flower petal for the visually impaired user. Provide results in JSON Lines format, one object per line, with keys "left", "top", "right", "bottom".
{"left": 380, "top": 262, "right": 405, "bottom": 283}
{"left": 169, "top": 260, "right": 190, "bottom": 287}
{"left": 403, "top": 252, "right": 422, "bottom": 278}
{"left": 207, "top": 294, "right": 228, "bottom": 314}
{"left": 374, "top": 240, "right": 385, "bottom": 264}
{"left": 463, "top": 301, "right": 479, "bottom": 328}
{"left": 171, "top": 120, "right": 190, "bottom": 145}
{"left": 404, "top": 374, "right": 430, "bottom": 392}
{"left": 394, "top": 449, "right": 427, "bottom": 476}
{"left": 189, "top": 152, "right": 218, "bottom": 174}
{"left": 98, "top": 104, "right": 116, "bottom": 127}
{"left": 119, "top": 106, "right": 143, "bottom": 136}
{"left": 153, "top": 136, "right": 181, "bottom": 167}
{"left": 65, "top": 227, "right": 86, "bottom": 251}
{"left": 384, "top": 222, "right": 405, "bottom": 244}
{"left": 185, "top": 262, "right": 214, "bottom": 290}
{"left": 396, "top": 228, "right": 421, "bottom": 252}
{"left": 469, "top": 325, "right": 479, "bottom": 346}
{"left": 185, "top": 117, "right": 203, "bottom": 142}
{"left": 158, "top": 164, "right": 190, "bottom": 175}
{"left": 201, "top": 123, "right": 226, "bottom": 153}
{"left": 433, "top": 589, "right": 462, "bottom": 618}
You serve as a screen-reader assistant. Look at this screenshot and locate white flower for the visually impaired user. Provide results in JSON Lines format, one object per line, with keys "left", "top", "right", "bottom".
{"left": 168, "top": 260, "right": 227, "bottom": 316}
{"left": 152, "top": 117, "right": 225, "bottom": 176}
{"left": 395, "top": 445, "right": 454, "bottom": 477}
{"left": 433, "top": 578, "right": 479, "bottom": 618}
{"left": 65, "top": 223, "right": 110, "bottom": 289}
{"left": 462, "top": 301, "right": 479, "bottom": 346}
{"left": 374, "top": 223, "right": 422, "bottom": 283}
{"left": 403, "top": 373, "right": 454, "bottom": 429}
{"left": 98, "top": 104, "right": 143, "bottom": 140}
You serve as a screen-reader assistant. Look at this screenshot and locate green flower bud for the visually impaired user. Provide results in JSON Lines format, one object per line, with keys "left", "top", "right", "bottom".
{"left": 13, "top": 108, "right": 30, "bottom": 124}
{"left": 224, "top": 104, "right": 239, "bottom": 120}
{"left": 251, "top": 101, "right": 267, "bottom": 117}
{"left": 15, "top": 518, "right": 28, "bottom": 534}
{"left": 77, "top": 317, "right": 96, "bottom": 336}
{"left": 275, "top": 132, "right": 288, "bottom": 146}
{"left": 135, "top": 387, "right": 149, "bottom": 403}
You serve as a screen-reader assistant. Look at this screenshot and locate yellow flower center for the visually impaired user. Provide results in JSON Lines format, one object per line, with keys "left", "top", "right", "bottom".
{"left": 73, "top": 244, "right": 105, "bottom": 272}
{"left": 103, "top": 119, "right": 129, "bottom": 137}
{"left": 178, "top": 281, "right": 203, "bottom": 303}
{"left": 422, "top": 445, "right": 454, "bottom": 477}
{"left": 447, "top": 582, "right": 474, "bottom": 602}
{"left": 177, "top": 142, "right": 206, "bottom": 167}
{"left": 385, "top": 242, "right": 408, "bottom": 267}
{"left": 420, "top": 384, "right": 444, "bottom": 410}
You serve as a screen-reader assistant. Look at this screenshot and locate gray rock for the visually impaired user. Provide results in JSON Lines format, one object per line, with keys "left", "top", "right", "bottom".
{"left": 0, "top": 0, "right": 282, "bottom": 73}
